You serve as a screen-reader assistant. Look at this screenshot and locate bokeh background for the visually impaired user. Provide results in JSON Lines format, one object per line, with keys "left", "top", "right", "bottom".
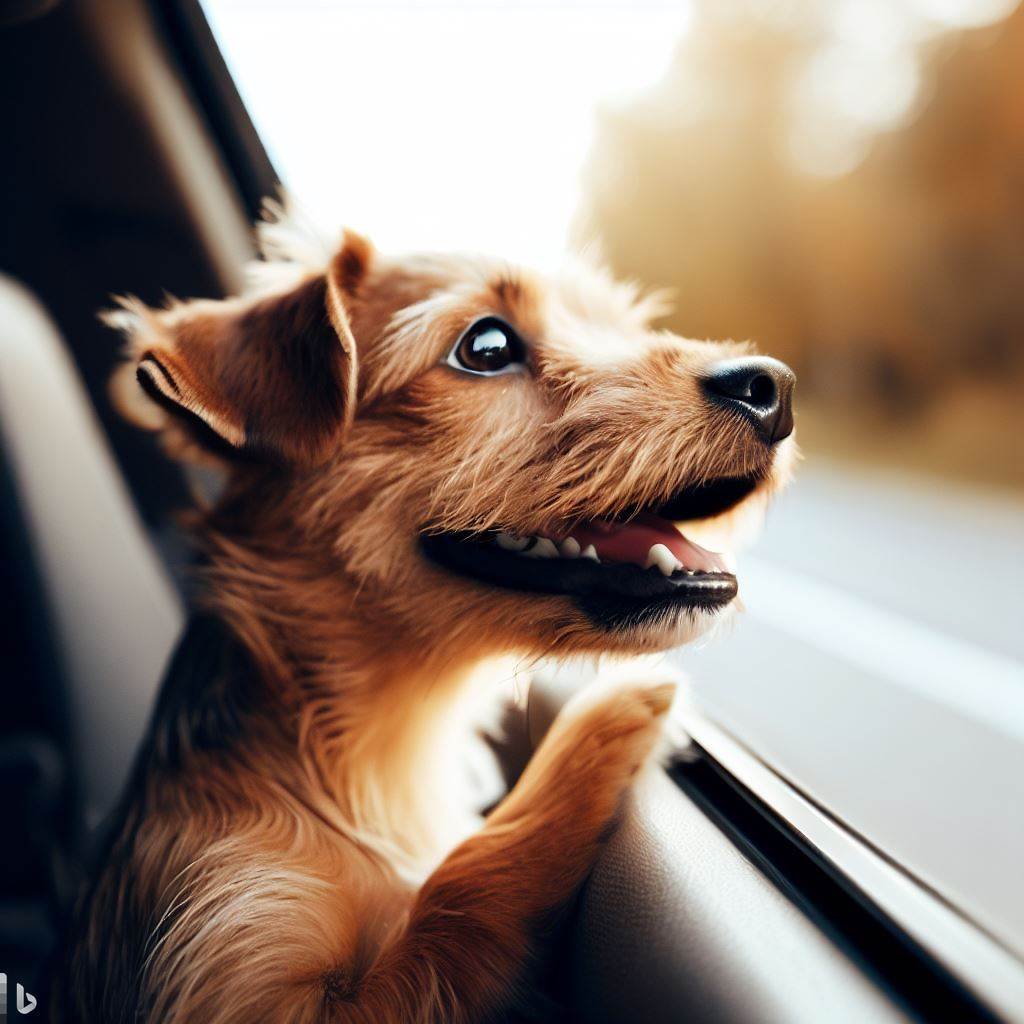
{"left": 209, "top": 0, "right": 1024, "bottom": 488}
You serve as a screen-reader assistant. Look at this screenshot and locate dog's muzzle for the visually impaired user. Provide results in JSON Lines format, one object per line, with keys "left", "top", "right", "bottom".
{"left": 420, "top": 471, "right": 770, "bottom": 629}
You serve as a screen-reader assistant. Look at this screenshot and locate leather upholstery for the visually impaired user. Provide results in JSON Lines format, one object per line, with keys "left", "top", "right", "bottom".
{"left": 568, "top": 769, "right": 908, "bottom": 1022}
{"left": 0, "top": 276, "right": 182, "bottom": 828}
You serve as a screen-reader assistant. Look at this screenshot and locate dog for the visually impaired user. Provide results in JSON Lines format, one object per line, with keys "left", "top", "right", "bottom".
{"left": 54, "top": 205, "right": 795, "bottom": 1023}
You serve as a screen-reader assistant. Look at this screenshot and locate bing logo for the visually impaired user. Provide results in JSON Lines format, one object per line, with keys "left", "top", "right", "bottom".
{"left": 0, "top": 974, "right": 37, "bottom": 1015}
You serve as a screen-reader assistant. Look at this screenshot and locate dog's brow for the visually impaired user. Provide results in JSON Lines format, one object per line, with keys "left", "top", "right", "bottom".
{"left": 491, "top": 273, "right": 523, "bottom": 307}
{"left": 489, "top": 270, "right": 546, "bottom": 339}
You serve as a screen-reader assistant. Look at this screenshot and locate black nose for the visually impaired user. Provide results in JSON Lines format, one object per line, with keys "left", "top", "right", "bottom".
{"left": 701, "top": 357, "right": 795, "bottom": 443}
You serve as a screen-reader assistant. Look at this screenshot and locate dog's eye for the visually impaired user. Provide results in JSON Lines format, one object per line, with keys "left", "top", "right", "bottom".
{"left": 447, "top": 318, "right": 527, "bottom": 376}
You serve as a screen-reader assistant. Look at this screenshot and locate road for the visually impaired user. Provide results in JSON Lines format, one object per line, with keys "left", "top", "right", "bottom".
{"left": 672, "top": 457, "right": 1024, "bottom": 965}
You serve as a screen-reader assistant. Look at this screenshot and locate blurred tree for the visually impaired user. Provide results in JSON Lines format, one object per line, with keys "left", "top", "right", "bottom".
{"left": 577, "top": 2, "right": 1024, "bottom": 439}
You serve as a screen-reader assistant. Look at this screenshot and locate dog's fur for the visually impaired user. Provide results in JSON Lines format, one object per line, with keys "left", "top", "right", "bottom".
{"left": 54, "top": 206, "right": 795, "bottom": 1023}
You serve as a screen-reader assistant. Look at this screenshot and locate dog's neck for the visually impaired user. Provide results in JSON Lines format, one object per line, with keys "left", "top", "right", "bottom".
{"left": 200, "top": 523, "right": 508, "bottom": 880}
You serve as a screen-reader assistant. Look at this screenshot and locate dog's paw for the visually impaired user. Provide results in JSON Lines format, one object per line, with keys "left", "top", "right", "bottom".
{"left": 558, "top": 659, "right": 683, "bottom": 724}
{"left": 550, "top": 669, "right": 681, "bottom": 779}
{"left": 494, "top": 668, "right": 687, "bottom": 859}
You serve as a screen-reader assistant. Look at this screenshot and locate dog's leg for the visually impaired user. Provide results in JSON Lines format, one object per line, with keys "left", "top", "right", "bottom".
{"left": 323, "top": 675, "right": 676, "bottom": 1024}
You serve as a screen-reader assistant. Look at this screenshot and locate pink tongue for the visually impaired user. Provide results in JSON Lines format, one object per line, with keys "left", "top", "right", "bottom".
{"left": 571, "top": 512, "right": 725, "bottom": 572}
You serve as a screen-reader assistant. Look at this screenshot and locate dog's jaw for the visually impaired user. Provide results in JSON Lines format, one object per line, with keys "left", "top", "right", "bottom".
{"left": 418, "top": 459, "right": 791, "bottom": 652}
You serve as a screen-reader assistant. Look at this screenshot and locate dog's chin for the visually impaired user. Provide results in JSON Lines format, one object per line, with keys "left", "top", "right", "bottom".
{"left": 567, "top": 598, "right": 736, "bottom": 657}
{"left": 421, "top": 470, "right": 770, "bottom": 643}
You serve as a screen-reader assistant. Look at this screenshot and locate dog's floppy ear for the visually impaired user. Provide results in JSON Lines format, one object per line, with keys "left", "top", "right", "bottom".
{"left": 116, "top": 233, "right": 371, "bottom": 466}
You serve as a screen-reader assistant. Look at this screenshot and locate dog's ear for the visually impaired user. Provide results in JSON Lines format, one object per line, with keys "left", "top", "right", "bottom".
{"left": 114, "top": 233, "right": 371, "bottom": 466}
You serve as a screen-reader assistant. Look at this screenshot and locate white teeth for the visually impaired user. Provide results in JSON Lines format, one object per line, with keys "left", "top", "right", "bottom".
{"left": 499, "top": 533, "right": 596, "bottom": 561}
{"left": 496, "top": 531, "right": 530, "bottom": 551}
{"left": 645, "top": 543, "right": 682, "bottom": 577}
{"left": 527, "top": 537, "right": 559, "bottom": 559}
{"left": 559, "top": 537, "right": 581, "bottom": 558}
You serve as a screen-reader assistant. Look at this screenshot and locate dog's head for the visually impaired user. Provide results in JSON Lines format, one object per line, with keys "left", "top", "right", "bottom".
{"left": 112, "top": 214, "right": 795, "bottom": 658}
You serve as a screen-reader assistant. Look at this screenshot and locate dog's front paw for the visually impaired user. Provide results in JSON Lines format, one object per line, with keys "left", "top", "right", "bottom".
{"left": 549, "top": 668, "right": 680, "bottom": 781}
{"left": 562, "top": 661, "right": 697, "bottom": 770}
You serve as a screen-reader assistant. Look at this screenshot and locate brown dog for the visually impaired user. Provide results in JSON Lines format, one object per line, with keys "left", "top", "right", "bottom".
{"left": 55, "top": 207, "right": 795, "bottom": 1023}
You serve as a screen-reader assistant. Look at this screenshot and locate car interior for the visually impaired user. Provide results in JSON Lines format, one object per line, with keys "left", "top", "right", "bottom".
{"left": 1, "top": 2, "right": 1020, "bottom": 1021}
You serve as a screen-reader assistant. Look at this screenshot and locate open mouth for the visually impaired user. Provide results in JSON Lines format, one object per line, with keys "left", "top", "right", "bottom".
{"left": 421, "top": 472, "right": 762, "bottom": 627}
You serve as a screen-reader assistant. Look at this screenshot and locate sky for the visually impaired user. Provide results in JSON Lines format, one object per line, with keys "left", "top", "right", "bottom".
{"left": 204, "top": 0, "right": 692, "bottom": 265}
{"left": 204, "top": 0, "right": 1020, "bottom": 264}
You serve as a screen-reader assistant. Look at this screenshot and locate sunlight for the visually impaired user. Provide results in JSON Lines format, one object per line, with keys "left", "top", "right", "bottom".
{"left": 204, "top": 1, "right": 692, "bottom": 264}
{"left": 786, "top": 0, "right": 1019, "bottom": 177}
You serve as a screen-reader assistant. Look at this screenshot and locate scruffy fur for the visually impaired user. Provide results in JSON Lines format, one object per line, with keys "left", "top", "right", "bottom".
{"left": 54, "top": 205, "right": 795, "bottom": 1023}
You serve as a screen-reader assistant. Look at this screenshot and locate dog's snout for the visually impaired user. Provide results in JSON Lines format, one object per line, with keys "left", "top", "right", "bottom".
{"left": 701, "top": 356, "right": 795, "bottom": 444}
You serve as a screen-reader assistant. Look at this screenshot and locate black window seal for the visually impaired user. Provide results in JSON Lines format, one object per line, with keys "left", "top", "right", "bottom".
{"left": 673, "top": 728, "right": 1012, "bottom": 1023}
{"left": 149, "top": 0, "right": 281, "bottom": 221}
